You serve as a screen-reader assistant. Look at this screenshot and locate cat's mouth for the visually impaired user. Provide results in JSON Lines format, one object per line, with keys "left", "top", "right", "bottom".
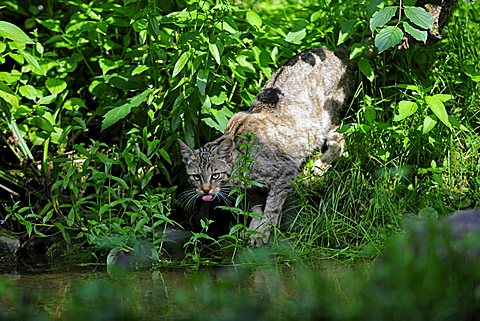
{"left": 201, "top": 194, "right": 214, "bottom": 202}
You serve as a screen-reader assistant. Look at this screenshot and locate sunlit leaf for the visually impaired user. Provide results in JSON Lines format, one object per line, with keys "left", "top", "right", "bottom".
{"left": 369, "top": 6, "right": 397, "bottom": 32}
{"left": 285, "top": 28, "right": 306, "bottom": 44}
{"left": 426, "top": 95, "right": 451, "bottom": 128}
{"left": 393, "top": 100, "right": 418, "bottom": 121}
{"left": 0, "top": 21, "right": 34, "bottom": 44}
{"left": 46, "top": 78, "right": 67, "bottom": 95}
{"left": 404, "top": 6, "right": 433, "bottom": 30}
{"left": 209, "top": 40, "right": 223, "bottom": 65}
{"left": 422, "top": 115, "right": 437, "bottom": 134}
{"left": 101, "top": 89, "right": 150, "bottom": 130}
{"left": 338, "top": 19, "right": 357, "bottom": 45}
{"left": 197, "top": 69, "right": 208, "bottom": 96}
{"left": 172, "top": 51, "right": 190, "bottom": 77}
{"left": 132, "top": 65, "right": 149, "bottom": 76}
{"left": 375, "top": 26, "right": 403, "bottom": 53}
{"left": 358, "top": 57, "right": 374, "bottom": 82}
{"left": 403, "top": 21, "right": 427, "bottom": 42}
{"left": 246, "top": 11, "right": 262, "bottom": 29}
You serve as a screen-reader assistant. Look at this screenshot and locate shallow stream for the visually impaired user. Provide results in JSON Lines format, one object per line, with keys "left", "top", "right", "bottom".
{"left": 0, "top": 259, "right": 368, "bottom": 320}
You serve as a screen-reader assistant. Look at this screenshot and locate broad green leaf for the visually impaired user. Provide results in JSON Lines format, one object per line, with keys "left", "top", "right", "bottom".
{"left": 464, "top": 66, "right": 480, "bottom": 82}
{"left": 209, "top": 40, "right": 223, "bottom": 65}
{"left": 0, "top": 21, "right": 34, "bottom": 44}
{"left": 0, "top": 85, "right": 19, "bottom": 109}
{"left": 210, "top": 92, "right": 227, "bottom": 105}
{"left": 101, "top": 89, "right": 150, "bottom": 130}
{"left": 358, "top": 57, "right": 374, "bottom": 82}
{"left": 246, "top": 11, "right": 262, "bottom": 29}
{"left": 338, "top": 19, "right": 357, "bottom": 45}
{"left": 220, "top": 17, "right": 239, "bottom": 34}
{"left": 132, "top": 65, "right": 149, "bottom": 76}
{"left": 422, "top": 115, "right": 437, "bottom": 134}
{"left": 375, "top": 26, "right": 403, "bottom": 53}
{"left": 46, "top": 78, "right": 67, "bottom": 95}
{"left": 404, "top": 6, "right": 433, "bottom": 30}
{"left": 285, "top": 28, "right": 306, "bottom": 44}
{"left": 22, "top": 51, "right": 41, "bottom": 71}
{"left": 364, "top": 106, "right": 376, "bottom": 123}
{"left": 393, "top": 100, "right": 418, "bottom": 121}
{"left": 172, "top": 51, "right": 190, "bottom": 77}
{"left": 32, "top": 116, "right": 54, "bottom": 132}
{"left": 425, "top": 95, "right": 451, "bottom": 128}
{"left": 38, "top": 94, "right": 57, "bottom": 105}
{"left": 369, "top": 6, "right": 397, "bottom": 32}
{"left": 197, "top": 69, "right": 208, "bottom": 96}
{"left": 99, "top": 58, "right": 123, "bottom": 75}
{"left": 403, "top": 21, "right": 427, "bottom": 42}
{"left": 19, "top": 85, "right": 41, "bottom": 100}
{"left": 432, "top": 94, "right": 453, "bottom": 102}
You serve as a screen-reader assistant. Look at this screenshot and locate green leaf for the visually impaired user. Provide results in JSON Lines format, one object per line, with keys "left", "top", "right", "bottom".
{"left": 46, "top": 78, "right": 67, "bottom": 95}
{"left": 0, "top": 21, "right": 34, "bottom": 44}
{"left": 132, "top": 65, "right": 149, "bottom": 76}
{"left": 422, "top": 115, "right": 437, "bottom": 134}
{"left": 370, "top": 6, "right": 397, "bottom": 32}
{"left": 209, "top": 39, "right": 223, "bottom": 65}
{"left": 393, "top": 100, "right": 418, "bottom": 121}
{"left": 358, "top": 57, "right": 374, "bottom": 82}
{"left": 432, "top": 94, "right": 453, "bottom": 102}
{"left": 101, "top": 89, "right": 150, "bottom": 130}
{"left": 246, "top": 11, "right": 262, "bottom": 29}
{"left": 22, "top": 51, "right": 41, "bottom": 71}
{"left": 403, "top": 21, "right": 427, "bottom": 42}
{"left": 338, "top": 19, "right": 357, "bottom": 45}
{"left": 172, "top": 51, "right": 190, "bottom": 77}
{"left": 38, "top": 94, "right": 57, "bottom": 105}
{"left": 375, "top": 26, "right": 404, "bottom": 53}
{"left": 19, "top": 85, "right": 42, "bottom": 100}
{"left": 404, "top": 6, "right": 433, "bottom": 30}
{"left": 425, "top": 95, "right": 451, "bottom": 128}
{"left": 285, "top": 28, "right": 306, "bottom": 44}
{"left": 159, "top": 148, "right": 171, "bottom": 164}
{"left": 464, "top": 66, "right": 480, "bottom": 82}
{"left": 197, "top": 69, "right": 208, "bottom": 96}
{"left": 99, "top": 58, "right": 124, "bottom": 75}
{"left": 364, "top": 106, "right": 376, "bottom": 123}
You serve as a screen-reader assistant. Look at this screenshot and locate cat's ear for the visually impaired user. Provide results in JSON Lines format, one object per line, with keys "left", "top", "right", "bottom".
{"left": 177, "top": 139, "right": 196, "bottom": 164}
{"left": 216, "top": 136, "right": 234, "bottom": 163}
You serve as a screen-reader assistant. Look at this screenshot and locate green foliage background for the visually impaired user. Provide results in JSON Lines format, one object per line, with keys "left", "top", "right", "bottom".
{"left": 0, "top": 0, "right": 479, "bottom": 263}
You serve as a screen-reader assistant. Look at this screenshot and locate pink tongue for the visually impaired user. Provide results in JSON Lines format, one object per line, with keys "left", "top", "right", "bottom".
{"left": 202, "top": 194, "right": 214, "bottom": 202}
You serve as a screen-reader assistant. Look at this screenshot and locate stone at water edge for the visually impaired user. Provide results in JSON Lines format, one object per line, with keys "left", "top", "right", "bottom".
{"left": 0, "top": 234, "right": 20, "bottom": 274}
{"left": 202, "top": 194, "right": 214, "bottom": 202}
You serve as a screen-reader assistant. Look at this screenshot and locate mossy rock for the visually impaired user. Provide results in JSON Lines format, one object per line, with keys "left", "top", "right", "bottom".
{"left": 0, "top": 231, "right": 20, "bottom": 274}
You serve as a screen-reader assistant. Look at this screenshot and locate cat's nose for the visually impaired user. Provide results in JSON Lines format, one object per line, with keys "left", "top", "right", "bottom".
{"left": 201, "top": 184, "right": 212, "bottom": 194}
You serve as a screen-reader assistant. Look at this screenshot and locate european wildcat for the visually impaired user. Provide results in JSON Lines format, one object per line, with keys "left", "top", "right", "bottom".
{"left": 178, "top": 47, "right": 354, "bottom": 246}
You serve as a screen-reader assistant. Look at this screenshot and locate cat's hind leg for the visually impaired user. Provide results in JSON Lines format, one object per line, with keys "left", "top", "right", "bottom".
{"left": 312, "top": 129, "right": 344, "bottom": 176}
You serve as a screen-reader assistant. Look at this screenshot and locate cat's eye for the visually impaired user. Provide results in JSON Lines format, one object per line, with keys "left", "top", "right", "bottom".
{"left": 211, "top": 173, "right": 221, "bottom": 180}
{"left": 191, "top": 175, "right": 201, "bottom": 182}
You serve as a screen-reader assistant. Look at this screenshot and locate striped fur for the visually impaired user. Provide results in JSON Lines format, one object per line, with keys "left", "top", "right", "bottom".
{"left": 179, "top": 47, "right": 354, "bottom": 246}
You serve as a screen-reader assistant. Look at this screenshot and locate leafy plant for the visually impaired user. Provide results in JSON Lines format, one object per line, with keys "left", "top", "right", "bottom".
{"left": 369, "top": 1, "right": 434, "bottom": 53}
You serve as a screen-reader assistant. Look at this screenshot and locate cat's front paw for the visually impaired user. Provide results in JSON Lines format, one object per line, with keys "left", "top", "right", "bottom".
{"left": 311, "top": 160, "right": 331, "bottom": 176}
{"left": 248, "top": 219, "right": 271, "bottom": 247}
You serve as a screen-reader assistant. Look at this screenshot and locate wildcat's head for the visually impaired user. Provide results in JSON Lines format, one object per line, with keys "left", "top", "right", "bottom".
{"left": 178, "top": 137, "right": 234, "bottom": 206}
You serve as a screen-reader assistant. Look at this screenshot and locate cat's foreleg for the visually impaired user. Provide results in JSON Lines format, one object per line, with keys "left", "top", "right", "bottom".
{"left": 248, "top": 185, "right": 290, "bottom": 247}
{"left": 312, "top": 130, "right": 344, "bottom": 176}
